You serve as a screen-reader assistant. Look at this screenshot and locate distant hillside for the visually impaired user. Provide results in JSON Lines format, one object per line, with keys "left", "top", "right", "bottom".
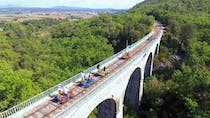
{"left": 133, "top": 0, "right": 210, "bottom": 13}
{"left": 53, "top": 6, "right": 126, "bottom": 13}
{"left": 0, "top": 6, "right": 126, "bottom": 13}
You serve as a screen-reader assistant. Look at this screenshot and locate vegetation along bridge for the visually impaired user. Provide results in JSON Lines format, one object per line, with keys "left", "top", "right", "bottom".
{"left": 0, "top": 22, "right": 164, "bottom": 118}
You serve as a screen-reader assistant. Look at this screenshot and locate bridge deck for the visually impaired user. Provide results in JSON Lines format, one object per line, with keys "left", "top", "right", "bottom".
{"left": 19, "top": 24, "right": 162, "bottom": 118}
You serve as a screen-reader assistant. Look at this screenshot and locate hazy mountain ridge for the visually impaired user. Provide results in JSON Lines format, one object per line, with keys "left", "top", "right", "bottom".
{"left": 0, "top": 6, "right": 126, "bottom": 13}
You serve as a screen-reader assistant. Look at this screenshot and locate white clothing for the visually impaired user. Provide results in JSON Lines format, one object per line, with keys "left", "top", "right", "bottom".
{"left": 81, "top": 73, "right": 85, "bottom": 80}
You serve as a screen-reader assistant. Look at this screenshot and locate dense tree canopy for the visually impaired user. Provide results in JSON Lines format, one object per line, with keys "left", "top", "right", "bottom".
{"left": 0, "top": 8, "right": 153, "bottom": 111}
{"left": 129, "top": 0, "right": 210, "bottom": 117}
{"left": 0, "top": 19, "right": 115, "bottom": 111}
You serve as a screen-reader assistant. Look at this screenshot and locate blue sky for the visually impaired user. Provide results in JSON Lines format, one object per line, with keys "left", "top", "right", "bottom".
{"left": 0, "top": 0, "right": 144, "bottom": 9}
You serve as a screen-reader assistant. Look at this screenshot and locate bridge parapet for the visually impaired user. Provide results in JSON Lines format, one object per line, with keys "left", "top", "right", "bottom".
{"left": 129, "top": 31, "right": 154, "bottom": 51}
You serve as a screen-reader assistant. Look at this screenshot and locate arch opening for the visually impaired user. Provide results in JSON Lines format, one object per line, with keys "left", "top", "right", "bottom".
{"left": 88, "top": 99, "right": 116, "bottom": 118}
{"left": 155, "top": 44, "right": 159, "bottom": 55}
{"left": 123, "top": 68, "right": 142, "bottom": 113}
{"left": 144, "top": 53, "right": 153, "bottom": 78}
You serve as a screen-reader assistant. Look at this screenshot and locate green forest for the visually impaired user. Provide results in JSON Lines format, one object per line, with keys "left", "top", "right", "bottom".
{"left": 0, "top": 0, "right": 210, "bottom": 117}
{"left": 130, "top": 0, "right": 210, "bottom": 117}
{"left": 0, "top": 8, "right": 153, "bottom": 111}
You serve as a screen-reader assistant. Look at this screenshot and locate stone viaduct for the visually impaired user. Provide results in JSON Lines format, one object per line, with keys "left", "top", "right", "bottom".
{"left": 0, "top": 23, "right": 164, "bottom": 118}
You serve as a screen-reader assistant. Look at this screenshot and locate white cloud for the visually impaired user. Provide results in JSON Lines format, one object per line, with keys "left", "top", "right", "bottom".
{"left": 0, "top": 0, "right": 144, "bottom": 9}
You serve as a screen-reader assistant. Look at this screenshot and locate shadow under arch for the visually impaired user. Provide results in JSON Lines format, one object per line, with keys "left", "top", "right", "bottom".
{"left": 123, "top": 68, "right": 142, "bottom": 112}
{"left": 144, "top": 53, "right": 153, "bottom": 78}
{"left": 88, "top": 99, "right": 116, "bottom": 118}
{"left": 155, "top": 44, "right": 159, "bottom": 55}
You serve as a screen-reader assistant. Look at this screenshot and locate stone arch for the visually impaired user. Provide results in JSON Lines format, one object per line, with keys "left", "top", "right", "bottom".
{"left": 88, "top": 99, "right": 116, "bottom": 118}
{"left": 123, "top": 68, "right": 142, "bottom": 111}
{"left": 155, "top": 44, "right": 159, "bottom": 55}
{"left": 144, "top": 53, "right": 153, "bottom": 78}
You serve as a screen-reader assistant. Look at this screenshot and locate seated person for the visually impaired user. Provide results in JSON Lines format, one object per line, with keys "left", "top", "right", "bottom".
{"left": 50, "top": 90, "right": 63, "bottom": 103}
{"left": 78, "top": 73, "right": 95, "bottom": 87}
{"left": 85, "top": 73, "right": 92, "bottom": 80}
{"left": 81, "top": 72, "right": 86, "bottom": 80}
{"left": 50, "top": 87, "right": 70, "bottom": 104}
{"left": 94, "top": 66, "right": 107, "bottom": 76}
{"left": 121, "top": 52, "right": 130, "bottom": 59}
{"left": 63, "top": 87, "right": 70, "bottom": 100}
{"left": 98, "top": 68, "right": 104, "bottom": 73}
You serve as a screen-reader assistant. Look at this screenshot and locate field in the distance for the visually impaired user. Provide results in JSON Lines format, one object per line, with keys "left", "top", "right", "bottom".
{"left": 0, "top": 7, "right": 124, "bottom": 22}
